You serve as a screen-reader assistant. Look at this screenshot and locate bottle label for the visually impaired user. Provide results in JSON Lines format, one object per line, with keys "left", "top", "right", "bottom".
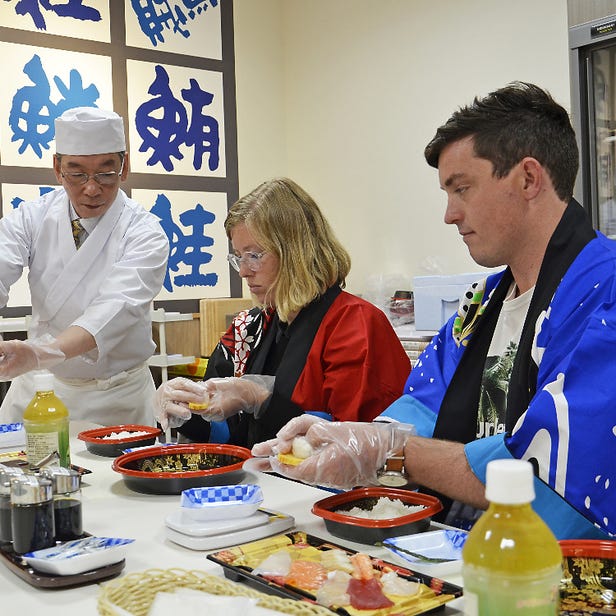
{"left": 26, "top": 431, "right": 61, "bottom": 467}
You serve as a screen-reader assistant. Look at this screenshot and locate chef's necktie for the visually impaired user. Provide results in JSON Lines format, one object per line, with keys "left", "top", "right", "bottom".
{"left": 71, "top": 218, "right": 84, "bottom": 249}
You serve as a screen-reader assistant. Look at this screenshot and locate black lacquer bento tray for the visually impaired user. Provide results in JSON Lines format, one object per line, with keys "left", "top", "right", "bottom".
{"left": 0, "top": 536, "right": 124, "bottom": 589}
{"left": 207, "top": 531, "right": 463, "bottom": 616}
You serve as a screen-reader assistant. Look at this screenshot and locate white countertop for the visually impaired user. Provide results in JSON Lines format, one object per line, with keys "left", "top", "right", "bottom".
{"left": 0, "top": 422, "right": 464, "bottom": 614}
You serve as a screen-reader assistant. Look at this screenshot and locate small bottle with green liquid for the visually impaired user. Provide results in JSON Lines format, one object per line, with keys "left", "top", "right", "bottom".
{"left": 462, "top": 459, "right": 562, "bottom": 615}
{"left": 23, "top": 371, "right": 71, "bottom": 468}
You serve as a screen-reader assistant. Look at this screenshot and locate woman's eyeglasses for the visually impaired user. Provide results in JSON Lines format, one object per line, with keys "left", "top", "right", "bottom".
{"left": 227, "top": 251, "right": 266, "bottom": 272}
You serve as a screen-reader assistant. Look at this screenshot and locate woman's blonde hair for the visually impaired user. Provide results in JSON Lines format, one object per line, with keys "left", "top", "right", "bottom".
{"left": 225, "top": 177, "right": 351, "bottom": 322}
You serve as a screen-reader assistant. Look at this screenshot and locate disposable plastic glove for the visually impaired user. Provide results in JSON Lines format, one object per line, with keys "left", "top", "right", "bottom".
{"left": 199, "top": 375, "right": 275, "bottom": 422}
{"left": 0, "top": 336, "right": 66, "bottom": 381}
{"left": 247, "top": 419, "right": 416, "bottom": 490}
{"left": 251, "top": 414, "right": 325, "bottom": 458}
{"left": 153, "top": 377, "right": 209, "bottom": 431}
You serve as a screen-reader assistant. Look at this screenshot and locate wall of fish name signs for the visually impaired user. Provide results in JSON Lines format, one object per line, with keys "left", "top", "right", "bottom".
{"left": 0, "top": 0, "right": 240, "bottom": 318}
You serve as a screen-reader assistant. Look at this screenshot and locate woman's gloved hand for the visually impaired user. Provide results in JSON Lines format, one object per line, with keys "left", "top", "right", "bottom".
{"left": 0, "top": 337, "right": 65, "bottom": 381}
{"left": 248, "top": 419, "right": 416, "bottom": 490}
{"left": 153, "top": 377, "right": 209, "bottom": 431}
{"left": 200, "top": 375, "right": 275, "bottom": 422}
{"left": 153, "top": 375, "right": 276, "bottom": 431}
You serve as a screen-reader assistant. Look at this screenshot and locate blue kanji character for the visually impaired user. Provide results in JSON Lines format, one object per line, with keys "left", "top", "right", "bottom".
{"left": 10, "top": 186, "right": 56, "bottom": 209}
{"left": 175, "top": 203, "right": 218, "bottom": 287}
{"left": 136, "top": 65, "right": 189, "bottom": 172}
{"left": 9, "top": 54, "right": 55, "bottom": 157}
{"left": 9, "top": 54, "right": 101, "bottom": 158}
{"left": 181, "top": 0, "right": 218, "bottom": 20}
{"left": 135, "top": 65, "right": 221, "bottom": 173}
{"left": 150, "top": 193, "right": 219, "bottom": 291}
{"left": 150, "top": 193, "right": 184, "bottom": 291}
{"left": 46, "top": 0, "right": 101, "bottom": 21}
{"left": 11, "top": 0, "right": 101, "bottom": 31}
{"left": 130, "top": 0, "right": 189, "bottom": 46}
{"left": 53, "top": 69, "right": 100, "bottom": 116}
{"left": 181, "top": 78, "right": 220, "bottom": 171}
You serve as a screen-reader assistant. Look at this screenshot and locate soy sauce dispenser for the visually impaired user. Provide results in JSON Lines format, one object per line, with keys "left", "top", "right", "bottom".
{"left": 0, "top": 466, "right": 24, "bottom": 544}
{"left": 10, "top": 475, "right": 55, "bottom": 554}
{"left": 41, "top": 467, "right": 82, "bottom": 541}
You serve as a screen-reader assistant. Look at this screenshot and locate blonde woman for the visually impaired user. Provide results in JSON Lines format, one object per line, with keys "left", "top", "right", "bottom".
{"left": 154, "top": 178, "right": 410, "bottom": 447}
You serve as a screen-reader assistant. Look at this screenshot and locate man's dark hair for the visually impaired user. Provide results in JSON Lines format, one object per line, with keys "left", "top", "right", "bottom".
{"left": 424, "top": 82, "right": 579, "bottom": 201}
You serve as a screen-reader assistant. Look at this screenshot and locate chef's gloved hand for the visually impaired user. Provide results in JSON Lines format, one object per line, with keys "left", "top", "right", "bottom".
{"left": 199, "top": 375, "right": 275, "bottom": 422}
{"left": 153, "top": 377, "right": 209, "bottom": 431}
{"left": 248, "top": 419, "right": 416, "bottom": 490}
{"left": 0, "top": 336, "right": 66, "bottom": 381}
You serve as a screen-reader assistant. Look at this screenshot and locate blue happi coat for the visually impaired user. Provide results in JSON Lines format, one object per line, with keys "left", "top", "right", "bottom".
{"left": 382, "top": 202, "right": 616, "bottom": 540}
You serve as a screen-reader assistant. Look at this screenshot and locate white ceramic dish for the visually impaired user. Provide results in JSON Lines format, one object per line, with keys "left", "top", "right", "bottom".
{"left": 167, "top": 509, "right": 271, "bottom": 537}
{"left": 23, "top": 536, "right": 134, "bottom": 576}
{"left": 165, "top": 508, "right": 295, "bottom": 551}
{"left": 180, "top": 484, "right": 263, "bottom": 522}
{"left": 383, "top": 529, "right": 468, "bottom": 576}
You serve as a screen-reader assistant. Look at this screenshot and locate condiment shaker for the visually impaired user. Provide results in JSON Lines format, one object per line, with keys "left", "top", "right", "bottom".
{"left": 41, "top": 467, "right": 82, "bottom": 540}
{"left": 0, "top": 466, "right": 24, "bottom": 544}
{"left": 10, "top": 475, "right": 55, "bottom": 554}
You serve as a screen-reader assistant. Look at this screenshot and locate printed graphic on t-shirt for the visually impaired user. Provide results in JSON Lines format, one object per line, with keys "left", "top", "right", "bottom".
{"left": 477, "top": 340, "right": 517, "bottom": 438}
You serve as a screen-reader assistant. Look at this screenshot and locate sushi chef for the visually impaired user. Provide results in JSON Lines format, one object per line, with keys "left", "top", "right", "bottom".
{"left": 0, "top": 107, "right": 169, "bottom": 426}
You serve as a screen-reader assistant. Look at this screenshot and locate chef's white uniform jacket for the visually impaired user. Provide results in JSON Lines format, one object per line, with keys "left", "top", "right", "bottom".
{"left": 0, "top": 187, "right": 169, "bottom": 426}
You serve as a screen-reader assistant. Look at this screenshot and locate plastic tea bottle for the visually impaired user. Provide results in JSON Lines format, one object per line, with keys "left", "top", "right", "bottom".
{"left": 23, "top": 371, "right": 71, "bottom": 468}
{"left": 462, "top": 459, "right": 562, "bottom": 615}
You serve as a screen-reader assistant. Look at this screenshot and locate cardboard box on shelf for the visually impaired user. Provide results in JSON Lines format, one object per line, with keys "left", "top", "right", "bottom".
{"left": 152, "top": 314, "right": 201, "bottom": 358}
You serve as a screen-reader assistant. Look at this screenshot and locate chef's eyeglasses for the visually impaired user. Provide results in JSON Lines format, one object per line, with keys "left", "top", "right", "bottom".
{"left": 227, "top": 251, "right": 267, "bottom": 272}
{"left": 61, "top": 159, "right": 125, "bottom": 187}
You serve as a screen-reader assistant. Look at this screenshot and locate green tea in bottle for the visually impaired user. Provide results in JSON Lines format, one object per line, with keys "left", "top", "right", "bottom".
{"left": 462, "top": 459, "right": 562, "bottom": 615}
{"left": 23, "top": 371, "right": 70, "bottom": 468}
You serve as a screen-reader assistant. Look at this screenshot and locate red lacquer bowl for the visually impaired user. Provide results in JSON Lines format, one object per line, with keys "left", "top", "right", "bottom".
{"left": 78, "top": 424, "right": 162, "bottom": 457}
{"left": 112, "top": 443, "right": 252, "bottom": 495}
{"left": 312, "top": 486, "right": 443, "bottom": 544}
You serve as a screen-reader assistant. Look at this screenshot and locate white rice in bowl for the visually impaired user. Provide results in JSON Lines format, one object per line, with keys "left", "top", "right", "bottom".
{"left": 337, "top": 497, "right": 425, "bottom": 519}
{"left": 101, "top": 430, "right": 152, "bottom": 440}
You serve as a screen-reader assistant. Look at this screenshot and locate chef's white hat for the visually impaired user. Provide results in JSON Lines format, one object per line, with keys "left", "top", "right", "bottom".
{"left": 55, "top": 107, "right": 126, "bottom": 155}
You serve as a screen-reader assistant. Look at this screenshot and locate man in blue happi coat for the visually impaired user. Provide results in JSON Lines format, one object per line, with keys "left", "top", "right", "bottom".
{"left": 252, "top": 82, "right": 615, "bottom": 540}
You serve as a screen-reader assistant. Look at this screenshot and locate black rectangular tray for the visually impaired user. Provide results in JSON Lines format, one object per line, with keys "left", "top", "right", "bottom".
{"left": 207, "top": 531, "right": 463, "bottom": 616}
{"left": 0, "top": 535, "right": 124, "bottom": 589}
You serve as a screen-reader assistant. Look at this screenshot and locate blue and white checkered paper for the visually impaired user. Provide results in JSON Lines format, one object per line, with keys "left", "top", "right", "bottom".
{"left": 181, "top": 484, "right": 263, "bottom": 508}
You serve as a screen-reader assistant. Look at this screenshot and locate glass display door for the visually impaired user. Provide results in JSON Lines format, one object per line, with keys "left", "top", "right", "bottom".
{"left": 588, "top": 46, "right": 616, "bottom": 237}
{"left": 570, "top": 15, "right": 616, "bottom": 236}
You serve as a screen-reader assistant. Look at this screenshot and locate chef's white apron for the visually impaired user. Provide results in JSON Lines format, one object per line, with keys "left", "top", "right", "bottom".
{"left": 0, "top": 363, "right": 155, "bottom": 427}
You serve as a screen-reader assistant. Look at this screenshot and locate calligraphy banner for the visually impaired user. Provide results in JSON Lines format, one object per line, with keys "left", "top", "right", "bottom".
{"left": 127, "top": 60, "right": 226, "bottom": 177}
{"left": 0, "top": 0, "right": 238, "bottom": 309}
{"left": 0, "top": 0, "right": 111, "bottom": 42}
{"left": 0, "top": 42, "right": 114, "bottom": 169}
{"left": 124, "top": 1, "right": 222, "bottom": 59}
{"left": 133, "top": 189, "right": 231, "bottom": 300}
